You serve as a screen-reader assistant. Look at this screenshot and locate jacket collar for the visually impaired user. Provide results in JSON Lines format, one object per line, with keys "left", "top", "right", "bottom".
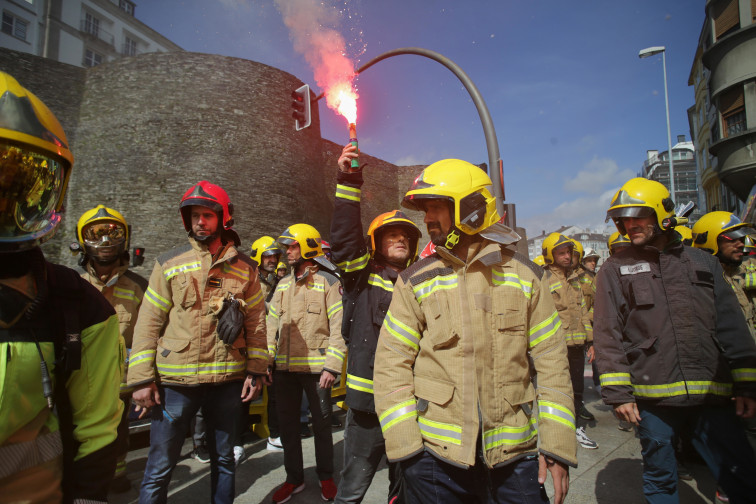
{"left": 84, "top": 260, "right": 130, "bottom": 288}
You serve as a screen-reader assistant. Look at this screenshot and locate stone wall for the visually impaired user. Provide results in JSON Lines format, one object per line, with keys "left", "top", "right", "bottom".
{"left": 1, "top": 48, "right": 423, "bottom": 271}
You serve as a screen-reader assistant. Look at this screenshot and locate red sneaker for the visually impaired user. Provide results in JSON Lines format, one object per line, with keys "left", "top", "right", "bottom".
{"left": 272, "top": 482, "right": 305, "bottom": 503}
{"left": 319, "top": 478, "right": 337, "bottom": 501}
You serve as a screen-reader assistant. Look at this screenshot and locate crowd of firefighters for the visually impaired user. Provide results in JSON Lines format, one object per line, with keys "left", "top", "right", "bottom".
{"left": 2, "top": 68, "right": 756, "bottom": 504}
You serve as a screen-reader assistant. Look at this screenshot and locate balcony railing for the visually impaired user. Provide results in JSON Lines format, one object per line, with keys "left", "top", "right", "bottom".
{"left": 80, "top": 19, "right": 114, "bottom": 47}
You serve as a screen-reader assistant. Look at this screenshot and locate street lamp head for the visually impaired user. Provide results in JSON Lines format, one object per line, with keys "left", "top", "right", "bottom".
{"left": 639, "top": 46, "right": 666, "bottom": 59}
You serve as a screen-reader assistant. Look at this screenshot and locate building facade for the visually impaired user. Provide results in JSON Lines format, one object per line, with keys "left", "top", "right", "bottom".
{"left": 527, "top": 226, "right": 612, "bottom": 267}
{"left": 1, "top": 0, "right": 180, "bottom": 68}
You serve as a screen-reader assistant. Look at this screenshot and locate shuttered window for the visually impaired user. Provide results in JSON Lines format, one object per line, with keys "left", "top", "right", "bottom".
{"left": 713, "top": 0, "right": 739, "bottom": 39}
{"left": 720, "top": 86, "right": 745, "bottom": 138}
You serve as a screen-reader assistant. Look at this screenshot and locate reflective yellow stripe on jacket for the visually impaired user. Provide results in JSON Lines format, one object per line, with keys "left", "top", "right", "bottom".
{"left": 379, "top": 399, "right": 417, "bottom": 432}
{"left": 347, "top": 373, "right": 374, "bottom": 394}
{"left": 483, "top": 418, "right": 537, "bottom": 450}
{"left": 335, "top": 184, "right": 361, "bottom": 202}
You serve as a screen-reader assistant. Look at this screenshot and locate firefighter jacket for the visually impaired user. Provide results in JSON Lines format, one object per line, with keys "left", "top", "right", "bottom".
{"left": 576, "top": 266, "right": 596, "bottom": 323}
{"left": 374, "top": 239, "right": 578, "bottom": 469}
{"left": 128, "top": 238, "right": 268, "bottom": 388}
{"left": 330, "top": 168, "right": 397, "bottom": 413}
{"left": 259, "top": 270, "right": 279, "bottom": 308}
{"left": 723, "top": 263, "right": 756, "bottom": 340}
{"left": 743, "top": 256, "right": 756, "bottom": 291}
{"left": 80, "top": 261, "right": 147, "bottom": 348}
{"left": 0, "top": 248, "right": 123, "bottom": 502}
{"left": 544, "top": 265, "right": 593, "bottom": 346}
{"left": 266, "top": 264, "right": 345, "bottom": 375}
{"left": 593, "top": 241, "right": 756, "bottom": 408}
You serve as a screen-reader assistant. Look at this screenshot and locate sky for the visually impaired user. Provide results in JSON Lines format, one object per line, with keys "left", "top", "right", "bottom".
{"left": 134, "top": 1, "right": 704, "bottom": 235}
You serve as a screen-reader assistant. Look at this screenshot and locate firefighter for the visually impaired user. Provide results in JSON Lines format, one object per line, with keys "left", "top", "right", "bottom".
{"left": 267, "top": 223, "right": 344, "bottom": 503}
{"left": 75, "top": 204, "right": 148, "bottom": 492}
{"left": 330, "top": 143, "right": 421, "bottom": 503}
{"left": 374, "top": 159, "right": 577, "bottom": 504}
{"left": 594, "top": 177, "right": 756, "bottom": 503}
{"left": 676, "top": 225, "right": 694, "bottom": 246}
{"left": 250, "top": 235, "right": 283, "bottom": 304}
{"left": 583, "top": 248, "right": 600, "bottom": 273}
{"left": 607, "top": 231, "right": 631, "bottom": 255}
{"left": 0, "top": 71, "right": 123, "bottom": 502}
{"left": 128, "top": 181, "right": 268, "bottom": 504}
{"left": 534, "top": 254, "right": 546, "bottom": 267}
{"left": 692, "top": 211, "right": 756, "bottom": 338}
{"left": 277, "top": 261, "right": 289, "bottom": 279}
{"left": 542, "top": 233, "right": 598, "bottom": 448}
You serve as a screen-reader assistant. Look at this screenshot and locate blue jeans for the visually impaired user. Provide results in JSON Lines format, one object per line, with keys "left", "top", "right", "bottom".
{"left": 138, "top": 382, "right": 243, "bottom": 504}
{"left": 400, "top": 450, "right": 548, "bottom": 504}
{"left": 637, "top": 403, "right": 756, "bottom": 504}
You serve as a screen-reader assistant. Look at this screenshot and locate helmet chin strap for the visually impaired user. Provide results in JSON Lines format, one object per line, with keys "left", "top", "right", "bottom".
{"left": 192, "top": 231, "right": 220, "bottom": 244}
{"left": 442, "top": 227, "right": 462, "bottom": 250}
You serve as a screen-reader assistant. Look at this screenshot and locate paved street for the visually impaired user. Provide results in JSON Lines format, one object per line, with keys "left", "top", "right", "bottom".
{"left": 110, "top": 370, "right": 720, "bottom": 503}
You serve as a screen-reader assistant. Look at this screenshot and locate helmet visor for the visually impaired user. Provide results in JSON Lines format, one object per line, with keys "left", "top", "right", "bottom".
{"left": 82, "top": 221, "right": 126, "bottom": 245}
{"left": 720, "top": 227, "right": 756, "bottom": 242}
{"left": 606, "top": 206, "right": 655, "bottom": 220}
{"left": 0, "top": 142, "right": 65, "bottom": 245}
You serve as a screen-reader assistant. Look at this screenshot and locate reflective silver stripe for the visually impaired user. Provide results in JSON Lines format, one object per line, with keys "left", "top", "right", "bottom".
{"left": 157, "top": 361, "right": 246, "bottom": 375}
{"left": 129, "top": 349, "right": 156, "bottom": 368}
{"left": 246, "top": 289, "right": 264, "bottom": 308}
{"left": 268, "top": 305, "right": 279, "bottom": 320}
{"left": 412, "top": 274, "right": 458, "bottom": 302}
{"left": 482, "top": 419, "right": 537, "bottom": 450}
{"left": 337, "top": 253, "right": 370, "bottom": 273}
{"left": 538, "top": 401, "right": 575, "bottom": 430}
{"left": 0, "top": 430, "right": 63, "bottom": 480}
{"left": 164, "top": 261, "right": 201, "bottom": 281}
{"left": 528, "top": 311, "right": 560, "bottom": 347}
{"left": 327, "top": 347, "right": 345, "bottom": 363}
{"left": 599, "top": 373, "right": 631, "bottom": 386}
{"left": 633, "top": 381, "right": 732, "bottom": 398}
{"left": 246, "top": 347, "right": 268, "bottom": 360}
{"left": 289, "top": 356, "right": 327, "bottom": 365}
{"left": 311, "top": 283, "right": 325, "bottom": 292}
{"left": 335, "top": 184, "right": 361, "bottom": 201}
{"left": 113, "top": 287, "right": 138, "bottom": 302}
{"left": 222, "top": 262, "right": 250, "bottom": 281}
{"left": 346, "top": 373, "right": 374, "bottom": 393}
{"left": 327, "top": 301, "right": 342, "bottom": 318}
{"left": 379, "top": 400, "right": 417, "bottom": 432}
{"left": 732, "top": 368, "right": 756, "bottom": 382}
{"left": 418, "top": 417, "right": 462, "bottom": 445}
{"left": 368, "top": 273, "right": 394, "bottom": 293}
{"left": 384, "top": 311, "right": 421, "bottom": 350}
{"left": 492, "top": 271, "right": 532, "bottom": 298}
{"left": 145, "top": 287, "right": 171, "bottom": 312}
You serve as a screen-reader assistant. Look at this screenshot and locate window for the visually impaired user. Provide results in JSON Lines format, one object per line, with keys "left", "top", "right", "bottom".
{"left": 2, "top": 12, "right": 28, "bottom": 41}
{"left": 124, "top": 36, "right": 136, "bottom": 56}
{"left": 84, "top": 49, "right": 102, "bottom": 67}
{"left": 712, "top": 0, "right": 739, "bottom": 40}
{"left": 119, "top": 0, "right": 135, "bottom": 16}
{"left": 84, "top": 12, "right": 99, "bottom": 37}
{"left": 720, "top": 86, "right": 745, "bottom": 138}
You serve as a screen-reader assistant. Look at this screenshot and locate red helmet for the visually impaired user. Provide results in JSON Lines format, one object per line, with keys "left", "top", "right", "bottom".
{"left": 179, "top": 181, "right": 234, "bottom": 232}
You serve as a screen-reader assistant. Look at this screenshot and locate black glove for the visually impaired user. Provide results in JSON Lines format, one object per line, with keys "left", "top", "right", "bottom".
{"left": 217, "top": 298, "right": 244, "bottom": 345}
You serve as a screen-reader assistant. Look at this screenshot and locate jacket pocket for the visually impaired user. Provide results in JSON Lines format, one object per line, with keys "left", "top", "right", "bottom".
{"left": 495, "top": 312, "right": 527, "bottom": 337}
{"left": 414, "top": 374, "right": 455, "bottom": 407}
{"left": 629, "top": 275, "right": 654, "bottom": 307}
{"left": 625, "top": 336, "right": 657, "bottom": 365}
{"left": 423, "top": 295, "right": 459, "bottom": 350}
{"left": 501, "top": 383, "right": 536, "bottom": 422}
{"left": 157, "top": 337, "right": 190, "bottom": 358}
{"left": 175, "top": 273, "right": 197, "bottom": 309}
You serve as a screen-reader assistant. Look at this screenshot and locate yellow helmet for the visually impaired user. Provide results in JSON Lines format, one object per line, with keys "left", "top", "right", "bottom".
{"left": 250, "top": 235, "right": 282, "bottom": 265}
{"left": 606, "top": 178, "right": 675, "bottom": 235}
{"left": 402, "top": 159, "right": 500, "bottom": 249}
{"left": 676, "top": 225, "right": 693, "bottom": 246}
{"left": 542, "top": 232, "right": 574, "bottom": 265}
{"left": 367, "top": 210, "right": 422, "bottom": 261}
{"left": 0, "top": 72, "right": 74, "bottom": 252}
{"left": 76, "top": 205, "right": 129, "bottom": 264}
{"left": 533, "top": 255, "right": 546, "bottom": 267}
{"left": 278, "top": 223, "right": 322, "bottom": 259}
{"left": 570, "top": 239, "right": 584, "bottom": 261}
{"left": 607, "top": 231, "right": 631, "bottom": 255}
{"left": 692, "top": 211, "right": 755, "bottom": 255}
{"left": 276, "top": 261, "right": 287, "bottom": 272}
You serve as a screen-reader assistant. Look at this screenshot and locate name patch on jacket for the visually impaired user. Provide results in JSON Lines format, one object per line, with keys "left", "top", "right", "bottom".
{"left": 620, "top": 263, "right": 651, "bottom": 275}
{"left": 208, "top": 277, "right": 223, "bottom": 288}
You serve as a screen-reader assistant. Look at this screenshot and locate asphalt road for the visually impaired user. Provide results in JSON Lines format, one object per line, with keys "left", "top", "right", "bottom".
{"left": 110, "top": 369, "right": 721, "bottom": 503}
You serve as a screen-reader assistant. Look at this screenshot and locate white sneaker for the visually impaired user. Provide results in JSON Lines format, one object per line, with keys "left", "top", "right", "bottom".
{"left": 233, "top": 445, "right": 247, "bottom": 466}
{"left": 267, "top": 437, "right": 284, "bottom": 452}
{"left": 576, "top": 426, "right": 599, "bottom": 449}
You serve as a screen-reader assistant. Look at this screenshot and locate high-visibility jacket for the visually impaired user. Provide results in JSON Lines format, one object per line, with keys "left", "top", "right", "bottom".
{"left": 544, "top": 265, "right": 593, "bottom": 346}
{"left": 0, "top": 249, "right": 123, "bottom": 502}
{"left": 576, "top": 265, "right": 596, "bottom": 323}
{"left": 259, "top": 270, "right": 279, "bottom": 308}
{"left": 266, "top": 265, "right": 345, "bottom": 375}
{"left": 723, "top": 263, "right": 756, "bottom": 340}
{"left": 594, "top": 241, "right": 756, "bottom": 407}
{"left": 80, "top": 261, "right": 147, "bottom": 349}
{"left": 330, "top": 169, "right": 398, "bottom": 413}
{"left": 128, "top": 238, "right": 269, "bottom": 388}
{"left": 743, "top": 256, "right": 756, "bottom": 291}
{"left": 374, "top": 240, "right": 577, "bottom": 469}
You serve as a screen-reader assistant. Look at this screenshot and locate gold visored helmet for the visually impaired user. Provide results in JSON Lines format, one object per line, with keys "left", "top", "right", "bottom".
{"left": 533, "top": 254, "right": 546, "bottom": 267}
{"left": 76, "top": 205, "right": 129, "bottom": 264}
{"left": 606, "top": 178, "right": 675, "bottom": 235}
{"left": 607, "top": 231, "right": 631, "bottom": 255}
{"left": 676, "top": 225, "right": 693, "bottom": 246}
{"left": 402, "top": 159, "right": 500, "bottom": 249}
{"left": 278, "top": 223, "right": 322, "bottom": 259}
{"left": 367, "top": 209, "right": 422, "bottom": 262}
{"left": 542, "top": 232, "right": 573, "bottom": 265}
{"left": 250, "top": 235, "right": 281, "bottom": 265}
{"left": 0, "top": 71, "right": 74, "bottom": 252}
{"left": 692, "top": 211, "right": 756, "bottom": 255}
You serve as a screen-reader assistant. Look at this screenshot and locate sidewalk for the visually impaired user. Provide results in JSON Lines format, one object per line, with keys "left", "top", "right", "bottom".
{"left": 110, "top": 370, "right": 720, "bottom": 503}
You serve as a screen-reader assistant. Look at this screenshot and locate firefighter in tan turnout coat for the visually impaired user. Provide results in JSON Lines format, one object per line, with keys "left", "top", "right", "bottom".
{"left": 374, "top": 159, "right": 577, "bottom": 504}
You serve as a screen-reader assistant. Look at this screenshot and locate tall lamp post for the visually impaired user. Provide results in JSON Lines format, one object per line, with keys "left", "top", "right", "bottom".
{"left": 639, "top": 46, "right": 676, "bottom": 201}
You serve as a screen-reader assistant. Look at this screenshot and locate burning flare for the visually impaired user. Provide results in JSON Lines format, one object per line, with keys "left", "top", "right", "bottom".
{"left": 327, "top": 82, "right": 358, "bottom": 125}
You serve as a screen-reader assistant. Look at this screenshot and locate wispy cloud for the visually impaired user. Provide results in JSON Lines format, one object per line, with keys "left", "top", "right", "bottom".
{"left": 563, "top": 156, "right": 635, "bottom": 194}
{"left": 520, "top": 188, "right": 618, "bottom": 236}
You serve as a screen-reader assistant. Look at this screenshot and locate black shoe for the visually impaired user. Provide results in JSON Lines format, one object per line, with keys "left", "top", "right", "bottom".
{"left": 300, "top": 422, "right": 311, "bottom": 438}
{"left": 110, "top": 475, "right": 131, "bottom": 493}
{"left": 331, "top": 416, "right": 342, "bottom": 428}
{"left": 191, "top": 445, "right": 210, "bottom": 464}
{"left": 578, "top": 404, "right": 595, "bottom": 421}
{"left": 677, "top": 461, "right": 693, "bottom": 481}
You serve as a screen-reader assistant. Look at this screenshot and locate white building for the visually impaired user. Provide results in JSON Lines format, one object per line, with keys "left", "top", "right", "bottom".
{"left": 1, "top": 0, "right": 180, "bottom": 68}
